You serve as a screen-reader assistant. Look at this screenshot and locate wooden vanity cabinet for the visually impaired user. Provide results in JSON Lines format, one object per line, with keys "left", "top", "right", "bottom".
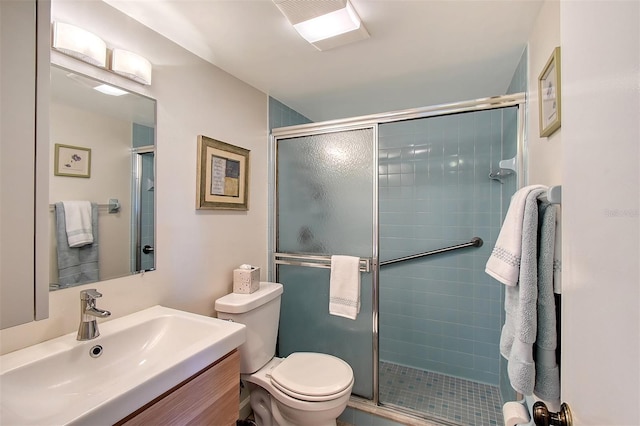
{"left": 116, "top": 350, "right": 240, "bottom": 426}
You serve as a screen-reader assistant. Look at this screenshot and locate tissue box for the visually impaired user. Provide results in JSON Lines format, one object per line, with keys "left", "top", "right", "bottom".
{"left": 233, "top": 267, "right": 260, "bottom": 294}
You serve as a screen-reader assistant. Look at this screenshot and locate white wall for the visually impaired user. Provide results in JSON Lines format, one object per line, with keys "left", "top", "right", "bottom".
{"left": 0, "top": 0, "right": 38, "bottom": 329}
{"left": 560, "top": 1, "right": 639, "bottom": 424}
{"left": 49, "top": 103, "right": 132, "bottom": 283}
{"left": 527, "top": 0, "right": 562, "bottom": 186}
{"left": 0, "top": 0, "right": 269, "bottom": 354}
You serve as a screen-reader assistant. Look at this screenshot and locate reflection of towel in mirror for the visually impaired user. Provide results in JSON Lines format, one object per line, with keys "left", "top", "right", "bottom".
{"left": 55, "top": 202, "right": 99, "bottom": 288}
{"left": 62, "top": 201, "right": 94, "bottom": 247}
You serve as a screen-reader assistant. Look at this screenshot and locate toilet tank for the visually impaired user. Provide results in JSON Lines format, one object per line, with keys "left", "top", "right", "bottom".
{"left": 215, "top": 282, "right": 283, "bottom": 374}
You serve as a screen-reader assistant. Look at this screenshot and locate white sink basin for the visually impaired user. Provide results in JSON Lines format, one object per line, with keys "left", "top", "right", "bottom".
{"left": 0, "top": 305, "right": 245, "bottom": 425}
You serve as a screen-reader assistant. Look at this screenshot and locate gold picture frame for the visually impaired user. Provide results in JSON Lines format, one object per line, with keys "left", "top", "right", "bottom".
{"left": 196, "top": 135, "right": 250, "bottom": 210}
{"left": 538, "top": 46, "right": 561, "bottom": 137}
{"left": 54, "top": 143, "right": 91, "bottom": 178}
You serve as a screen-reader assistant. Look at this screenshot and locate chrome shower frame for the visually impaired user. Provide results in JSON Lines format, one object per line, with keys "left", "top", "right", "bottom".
{"left": 269, "top": 92, "right": 526, "bottom": 411}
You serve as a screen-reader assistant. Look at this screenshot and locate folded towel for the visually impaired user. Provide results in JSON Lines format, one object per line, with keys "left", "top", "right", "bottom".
{"left": 486, "top": 185, "right": 546, "bottom": 286}
{"left": 534, "top": 202, "right": 560, "bottom": 403}
{"left": 62, "top": 201, "right": 94, "bottom": 247}
{"left": 329, "top": 255, "right": 361, "bottom": 320}
{"left": 500, "top": 187, "right": 546, "bottom": 395}
{"left": 55, "top": 202, "right": 99, "bottom": 287}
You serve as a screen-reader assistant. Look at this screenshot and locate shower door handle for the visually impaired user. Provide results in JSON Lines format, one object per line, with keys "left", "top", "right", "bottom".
{"left": 142, "top": 245, "right": 154, "bottom": 254}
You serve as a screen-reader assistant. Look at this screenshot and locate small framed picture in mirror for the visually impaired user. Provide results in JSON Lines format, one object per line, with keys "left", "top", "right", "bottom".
{"left": 196, "top": 135, "right": 250, "bottom": 210}
{"left": 54, "top": 144, "right": 91, "bottom": 178}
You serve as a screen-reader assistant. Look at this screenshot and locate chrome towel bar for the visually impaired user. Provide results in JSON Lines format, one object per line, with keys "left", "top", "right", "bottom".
{"left": 49, "top": 199, "right": 121, "bottom": 213}
{"left": 379, "top": 237, "right": 483, "bottom": 267}
{"left": 274, "top": 253, "right": 371, "bottom": 273}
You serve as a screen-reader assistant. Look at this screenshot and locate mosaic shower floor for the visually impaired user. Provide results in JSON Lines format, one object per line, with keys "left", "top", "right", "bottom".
{"left": 379, "top": 362, "right": 504, "bottom": 426}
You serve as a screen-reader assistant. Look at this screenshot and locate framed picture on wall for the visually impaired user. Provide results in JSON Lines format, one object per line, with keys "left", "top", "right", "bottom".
{"left": 196, "top": 135, "right": 250, "bottom": 210}
{"left": 538, "top": 46, "right": 561, "bottom": 137}
{"left": 54, "top": 144, "right": 91, "bottom": 178}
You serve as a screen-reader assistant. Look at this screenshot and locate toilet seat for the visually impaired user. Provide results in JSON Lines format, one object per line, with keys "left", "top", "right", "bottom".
{"left": 269, "top": 352, "right": 354, "bottom": 402}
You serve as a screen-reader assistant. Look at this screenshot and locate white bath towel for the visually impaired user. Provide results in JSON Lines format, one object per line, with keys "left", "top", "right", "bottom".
{"left": 329, "top": 255, "right": 361, "bottom": 320}
{"left": 486, "top": 185, "right": 546, "bottom": 286}
{"left": 62, "top": 201, "right": 94, "bottom": 247}
{"left": 500, "top": 188, "right": 545, "bottom": 395}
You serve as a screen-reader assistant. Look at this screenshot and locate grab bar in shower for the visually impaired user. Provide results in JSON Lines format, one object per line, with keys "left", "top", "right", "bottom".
{"left": 379, "top": 237, "right": 483, "bottom": 267}
{"left": 274, "top": 253, "right": 371, "bottom": 273}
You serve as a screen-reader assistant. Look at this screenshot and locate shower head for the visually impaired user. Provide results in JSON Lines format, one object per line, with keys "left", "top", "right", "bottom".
{"left": 490, "top": 157, "right": 517, "bottom": 183}
{"left": 489, "top": 168, "right": 515, "bottom": 184}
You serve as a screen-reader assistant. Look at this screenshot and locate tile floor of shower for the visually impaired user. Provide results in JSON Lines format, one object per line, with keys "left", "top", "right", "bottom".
{"left": 379, "top": 361, "right": 504, "bottom": 426}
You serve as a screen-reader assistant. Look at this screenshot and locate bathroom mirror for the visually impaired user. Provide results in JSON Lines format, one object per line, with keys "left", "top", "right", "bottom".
{"left": 49, "top": 64, "right": 156, "bottom": 290}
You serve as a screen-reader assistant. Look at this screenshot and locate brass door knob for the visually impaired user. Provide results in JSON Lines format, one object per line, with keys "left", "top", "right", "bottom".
{"left": 533, "top": 401, "right": 573, "bottom": 426}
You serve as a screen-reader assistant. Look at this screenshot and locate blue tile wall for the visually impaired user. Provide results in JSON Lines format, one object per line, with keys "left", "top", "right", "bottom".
{"left": 132, "top": 122, "right": 154, "bottom": 148}
{"left": 378, "top": 109, "right": 518, "bottom": 386}
{"left": 507, "top": 47, "right": 528, "bottom": 95}
{"left": 269, "top": 97, "right": 312, "bottom": 130}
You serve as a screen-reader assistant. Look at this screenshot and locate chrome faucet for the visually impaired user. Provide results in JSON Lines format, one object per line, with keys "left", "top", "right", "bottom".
{"left": 77, "top": 289, "right": 111, "bottom": 341}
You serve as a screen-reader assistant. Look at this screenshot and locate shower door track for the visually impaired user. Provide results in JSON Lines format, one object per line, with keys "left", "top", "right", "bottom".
{"left": 270, "top": 91, "right": 527, "bottom": 412}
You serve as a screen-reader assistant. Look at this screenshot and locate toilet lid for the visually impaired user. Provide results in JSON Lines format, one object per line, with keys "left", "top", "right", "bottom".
{"left": 270, "top": 353, "right": 354, "bottom": 401}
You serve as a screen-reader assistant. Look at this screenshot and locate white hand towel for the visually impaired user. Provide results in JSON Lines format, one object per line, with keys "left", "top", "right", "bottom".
{"left": 329, "top": 255, "right": 361, "bottom": 320}
{"left": 486, "top": 185, "right": 546, "bottom": 286}
{"left": 62, "top": 201, "right": 94, "bottom": 247}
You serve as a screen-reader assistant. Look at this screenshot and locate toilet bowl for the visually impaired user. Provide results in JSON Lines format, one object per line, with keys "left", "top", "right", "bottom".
{"left": 244, "top": 355, "right": 354, "bottom": 426}
{"left": 215, "top": 282, "right": 354, "bottom": 426}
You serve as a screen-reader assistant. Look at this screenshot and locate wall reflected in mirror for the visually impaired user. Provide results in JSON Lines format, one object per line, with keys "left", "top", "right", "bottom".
{"left": 49, "top": 65, "right": 156, "bottom": 291}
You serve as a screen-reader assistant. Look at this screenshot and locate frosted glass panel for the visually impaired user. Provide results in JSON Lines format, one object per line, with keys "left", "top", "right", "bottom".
{"left": 275, "top": 127, "right": 374, "bottom": 398}
{"left": 278, "top": 265, "right": 373, "bottom": 398}
{"left": 277, "top": 129, "right": 373, "bottom": 256}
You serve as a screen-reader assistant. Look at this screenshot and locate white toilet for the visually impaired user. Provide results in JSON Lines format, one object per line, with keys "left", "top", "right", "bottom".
{"left": 215, "top": 282, "right": 354, "bottom": 426}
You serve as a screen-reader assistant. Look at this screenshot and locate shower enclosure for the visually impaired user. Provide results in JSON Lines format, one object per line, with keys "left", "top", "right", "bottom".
{"left": 271, "top": 94, "right": 524, "bottom": 425}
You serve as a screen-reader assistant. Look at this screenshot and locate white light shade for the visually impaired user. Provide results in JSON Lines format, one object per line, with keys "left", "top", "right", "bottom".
{"left": 111, "top": 48, "right": 152, "bottom": 85}
{"left": 293, "top": 1, "right": 360, "bottom": 43}
{"left": 52, "top": 22, "right": 107, "bottom": 68}
{"left": 274, "top": 0, "right": 369, "bottom": 51}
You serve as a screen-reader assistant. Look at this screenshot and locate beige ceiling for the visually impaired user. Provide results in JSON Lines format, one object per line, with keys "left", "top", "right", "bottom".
{"left": 104, "top": 0, "right": 544, "bottom": 122}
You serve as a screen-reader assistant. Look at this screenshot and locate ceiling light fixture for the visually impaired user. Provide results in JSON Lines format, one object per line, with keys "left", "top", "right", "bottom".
{"left": 274, "top": 0, "right": 369, "bottom": 51}
{"left": 93, "top": 84, "right": 128, "bottom": 96}
{"left": 110, "top": 49, "right": 152, "bottom": 85}
{"left": 52, "top": 22, "right": 107, "bottom": 67}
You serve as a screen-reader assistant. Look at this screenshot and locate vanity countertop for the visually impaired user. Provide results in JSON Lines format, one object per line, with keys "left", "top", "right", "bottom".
{"left": 0, "top": 305, "right": 246, "bottom": 425}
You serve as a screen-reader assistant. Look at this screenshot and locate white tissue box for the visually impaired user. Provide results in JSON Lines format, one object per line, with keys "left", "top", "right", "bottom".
{"left": 233, "top": 267, "right": 260, "bottom": 294}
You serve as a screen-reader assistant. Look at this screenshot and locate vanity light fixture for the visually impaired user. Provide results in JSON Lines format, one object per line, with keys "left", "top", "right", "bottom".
{"left": 52, "top": 22, "right": 107, "bottom": 67}
{"left": 110, "top": 48, "right": 152, "bottom": 85}
{"left": 273, "top": 0, "right": 369, "bottom": 51}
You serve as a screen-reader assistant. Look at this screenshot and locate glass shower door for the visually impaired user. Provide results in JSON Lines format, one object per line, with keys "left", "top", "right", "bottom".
{"left": 274, "top": 127, "right": 375, "bottom": 398}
